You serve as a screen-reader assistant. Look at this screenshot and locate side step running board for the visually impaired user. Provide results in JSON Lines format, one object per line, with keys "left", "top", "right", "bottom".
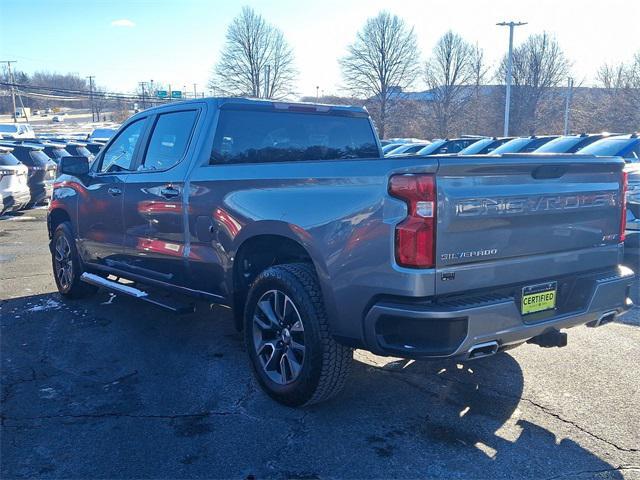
{"left": 81, "top": 273, "right": 196, "bottom": 314}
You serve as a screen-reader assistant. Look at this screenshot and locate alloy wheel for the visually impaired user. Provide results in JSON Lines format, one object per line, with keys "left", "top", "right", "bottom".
{"left": 54, "top": 235, "right": 73, "bottom": 290}
{"left": 252, "top": 289, "right": 306, "bottom": 385}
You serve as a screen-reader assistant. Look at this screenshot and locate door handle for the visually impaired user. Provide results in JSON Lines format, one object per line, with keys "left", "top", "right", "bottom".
{"left": 160, "top": 186, "right": 180, "bottom": 199}
{"left": 107, "top": 187, "right": 122, "bottom": 196}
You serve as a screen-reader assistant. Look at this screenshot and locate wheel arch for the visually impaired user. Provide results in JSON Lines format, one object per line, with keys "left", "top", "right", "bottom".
{"left": 230, "top": 224, "right": 330, "bottom": 331}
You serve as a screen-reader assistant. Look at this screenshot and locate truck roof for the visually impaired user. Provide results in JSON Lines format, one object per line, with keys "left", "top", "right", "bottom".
{"left": 136, "top": 97, "right": 368, "bottom": 117}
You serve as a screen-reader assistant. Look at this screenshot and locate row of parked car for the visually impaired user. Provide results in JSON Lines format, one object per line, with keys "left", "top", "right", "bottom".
{"left": 0, "top": 125, "right": 117, "bottom": 215}
{"left": 382, "top": 132, "right": 640, "bottom": 269}
{"left": 382, "top": 133, "right": 640, "bottom": 159}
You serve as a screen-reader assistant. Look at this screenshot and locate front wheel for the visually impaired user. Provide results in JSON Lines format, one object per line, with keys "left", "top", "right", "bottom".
{"left": 51, "top": 222, "right": 97, "bottom": 299}
{"left": 244, "top": 263, "right": 353, "bottom": 406}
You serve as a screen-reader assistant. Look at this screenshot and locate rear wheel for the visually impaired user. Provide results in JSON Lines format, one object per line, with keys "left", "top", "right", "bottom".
{"left": 244, "top": 263, "right": 353, "bottom": 406}
{"left": 51, "top": 222, "right": 97, "bottom": 298}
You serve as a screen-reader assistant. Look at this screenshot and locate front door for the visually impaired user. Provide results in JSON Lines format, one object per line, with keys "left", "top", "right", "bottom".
{"left": 120, "top": 109, "right": 200, "bottom": 286}
{"left": 76, "top": 118, "right": 148, "bottom": 266}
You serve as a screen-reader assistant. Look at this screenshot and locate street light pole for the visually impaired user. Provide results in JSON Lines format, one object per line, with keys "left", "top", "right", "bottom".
{"left": 563, "top": 77, "right": 574, "bottom": 135}
{"left": 497, "top": 21, "right": 527, "bottom": 136}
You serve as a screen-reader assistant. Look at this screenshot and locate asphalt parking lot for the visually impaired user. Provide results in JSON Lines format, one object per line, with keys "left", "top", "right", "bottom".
{"left": 1, "top": 208, "right": 639, "bottom": 479}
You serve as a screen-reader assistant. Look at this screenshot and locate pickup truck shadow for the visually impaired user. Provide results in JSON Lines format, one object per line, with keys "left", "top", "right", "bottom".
{"left": 0, "top": 291, "right": 625, "bottom": 479}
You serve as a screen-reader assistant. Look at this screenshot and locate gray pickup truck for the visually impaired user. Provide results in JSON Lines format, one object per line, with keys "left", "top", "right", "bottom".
{"left": 48, "top": 98, "right": 634, "bottom": 406}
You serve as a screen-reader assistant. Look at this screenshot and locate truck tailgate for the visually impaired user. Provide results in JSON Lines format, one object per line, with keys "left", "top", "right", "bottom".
{"left": 435, "top": 154, "right": 625, "bottom": 295}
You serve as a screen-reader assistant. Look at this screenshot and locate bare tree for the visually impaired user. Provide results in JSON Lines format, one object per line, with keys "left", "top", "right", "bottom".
{"left": 424, "top": 31, "right": 476, "bottom": 137}
{"left": 210, "top": 7, "right": 296, "bottom": 99}
{"left": 498, "top": 33, "right": 570, "bottom": 134}
{"left": 340, "top": 11, "right": 420, "bottom": 138}
{"left": 593, "top": 54, "right": 640, "bottom": 131}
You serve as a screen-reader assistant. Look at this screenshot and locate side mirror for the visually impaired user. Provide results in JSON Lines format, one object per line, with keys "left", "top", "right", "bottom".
{"left": 59, "top": 156, "right": 89, "bottom": 176}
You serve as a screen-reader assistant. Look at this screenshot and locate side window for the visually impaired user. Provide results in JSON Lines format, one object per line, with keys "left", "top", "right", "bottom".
{"left": 210, "top": 109, "right": 378, "bottom": 164}
{"left": 140, "top": 110, "right": 198, "bottom": 171}
{"left": 99, "top": 119, "right": 145, "bottom": 173}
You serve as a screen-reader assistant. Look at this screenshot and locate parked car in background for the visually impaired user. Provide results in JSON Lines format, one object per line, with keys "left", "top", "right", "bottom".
{"left": 533, "top": 134, "right": 605, "bottom": 154}
{"left": 491, "top": 135, "right": 559, "bottom": 154}
{"left": 382, "top": 143, "right": 405, "bottom": 154}
{"left": 0, "top": 142, "right": 57, "bottom": 206}
{"left": 62, "top": 141, "right": 94, "bottom": 160}
{"left": 51, "top": 115, "right": 65, "bottom": 123}
{"left": 385, "top": 142, "right": 431, "bottom": 156}
{"left": 577, "top": 133, "right": 640, "bottom": 271}
{"left": 457, "top": 137, "right": 514, "bottom": 155}
{"left": 623, "top": 162, "right": 640, "bottom": 270}
{"left": 40, "top": 142, "right": 71, "bottom": 164}
{"left": 575, "top": 133, "right": 640, "bottom": 162}
{"left": 88, "top": 128, "right": 118, "bottom": 143}
{"left": 0, "top": 146, "right": 30, "bottom": 213}
{"left": 411, "top": 137, "right": 484, "bottom": 156}
{"left": 0, "top": 123, "right": 36, "bottom": 139}
{"left": 82, "top": 141, "right": 105, "bottom": 156}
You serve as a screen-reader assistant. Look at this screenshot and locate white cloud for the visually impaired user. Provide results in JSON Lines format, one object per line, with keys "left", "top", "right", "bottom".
{"left": 111, "top": 19, "right": 135, "bottom": 28}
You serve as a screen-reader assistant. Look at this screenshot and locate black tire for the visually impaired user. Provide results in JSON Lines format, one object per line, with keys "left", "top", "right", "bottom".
{"left": 51, "top": 221, "right": 97, "bottom": 299}
{"left": 244, "top": 263, "right": 353, "bottom": 406}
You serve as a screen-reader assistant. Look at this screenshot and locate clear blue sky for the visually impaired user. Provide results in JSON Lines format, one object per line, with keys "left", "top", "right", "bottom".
{"left": 1, "top": 0, "right": 639, "bottom": 97}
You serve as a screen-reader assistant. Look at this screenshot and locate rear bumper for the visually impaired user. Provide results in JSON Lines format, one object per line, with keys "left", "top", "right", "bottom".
{"left": 1, "top": 190, "right": 31, "bottom": 212}
{"left": 362, "top": 266, "right": 635, "bottom": 359}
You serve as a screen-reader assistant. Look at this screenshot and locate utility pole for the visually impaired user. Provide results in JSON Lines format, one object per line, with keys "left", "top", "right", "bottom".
{"left": 193, "top": 83, "right": 197, "bottom": 99}
{"left": 316, "top": 86, "right": 319, "bottom": 101}
{"left": 2, "top": 60, "right": 18, "bottom": 122}
{"left": 497, "top": 21, "right": 527, "bottom": 136}
{"left": 138, "top": 81, "right": 147, "bottom": 109}
{"left": 563, "top": 77, "right": 574, "bottom": 135}
{"left": 87, "top": 76, "right": 95, "bottom": 122}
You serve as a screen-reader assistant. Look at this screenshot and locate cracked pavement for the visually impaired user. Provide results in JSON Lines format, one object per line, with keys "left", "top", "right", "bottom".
{"left": 1, "top": 209, "right": 639, "bottom": 479}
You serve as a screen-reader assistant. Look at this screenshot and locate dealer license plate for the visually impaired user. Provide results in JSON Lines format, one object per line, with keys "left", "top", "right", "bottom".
{"left": 521, "top": 281, "right": 557, "bottom": 315}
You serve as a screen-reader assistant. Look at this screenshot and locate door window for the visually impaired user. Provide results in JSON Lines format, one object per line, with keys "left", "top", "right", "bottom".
{"left": 99, "top": 119, "right": 145, "bottom": 173}
{"left": 140, "top": 110, "right": 198, "bottom": 171}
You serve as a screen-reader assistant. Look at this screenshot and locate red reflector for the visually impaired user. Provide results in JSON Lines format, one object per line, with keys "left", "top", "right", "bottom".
{"left": 389, "top": 174, "right": 436, "bottom": 268}
{"left": 620, "top": 171, "right": 628, "bottom": 242}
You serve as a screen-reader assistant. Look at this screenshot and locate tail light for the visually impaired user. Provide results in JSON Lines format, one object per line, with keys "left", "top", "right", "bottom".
{"left": 620, "top": 171, "right": 628, "bottom": 242}
{"left": 389, "top": 174, "right": 436, "bottom": 268}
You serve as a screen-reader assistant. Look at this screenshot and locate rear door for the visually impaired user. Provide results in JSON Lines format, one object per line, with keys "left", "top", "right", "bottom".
{"left": 434, "top": 154, "right": 625, "bottom": 295}
{"left": 120, "top": 108, "right": 200, "bottom": 285}
{"left": 76, "top": 118, "right": 148, "bottom": 265}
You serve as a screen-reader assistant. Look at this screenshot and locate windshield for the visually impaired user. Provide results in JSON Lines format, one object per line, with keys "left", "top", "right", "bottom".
{"left": 50, "top": 148, "right": 71, "bottom": 159}
{"left": 416, "top": 140, "right": 446, "bottom": 155}
{"left": 30, "top": 150, "right": 51, "bottom": 164}
{"left": 458, "top": 138, "right": 494, "bottom": 155}
{"left": 535, "top": 136, "right": 582, "bottom": 153}
{"left": 0, "top": 152, "right": 21, "bottom": 166}
{"left": 577, "top": 138, "right": 633, "bottom": 156}
{"left": 492, "top": 138, "right": 531, "bottom": 154}
{"left": 0, "top": 125, "right": 19, "bottom": 133}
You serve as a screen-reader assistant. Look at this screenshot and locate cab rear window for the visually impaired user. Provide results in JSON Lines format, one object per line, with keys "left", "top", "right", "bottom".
{"left": 210, "top": 109, "right": 378, "bottom": 164}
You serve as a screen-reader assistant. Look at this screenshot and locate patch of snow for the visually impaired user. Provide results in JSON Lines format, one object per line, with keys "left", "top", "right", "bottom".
{"left": 27, "top": 299, "right": 62, "bottom": 312}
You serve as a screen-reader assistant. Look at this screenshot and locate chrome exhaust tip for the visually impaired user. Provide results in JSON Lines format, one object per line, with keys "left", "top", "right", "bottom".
{"left": 468, "top": 341, "right": 499, "bottom": 360}
{"left": 587, "top": 310, "right": 618, "bottom": 328}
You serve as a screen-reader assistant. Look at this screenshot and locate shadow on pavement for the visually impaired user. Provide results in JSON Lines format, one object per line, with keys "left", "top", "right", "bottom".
{"left": 0, "top": 291, "right": 626, "bottom": 479}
